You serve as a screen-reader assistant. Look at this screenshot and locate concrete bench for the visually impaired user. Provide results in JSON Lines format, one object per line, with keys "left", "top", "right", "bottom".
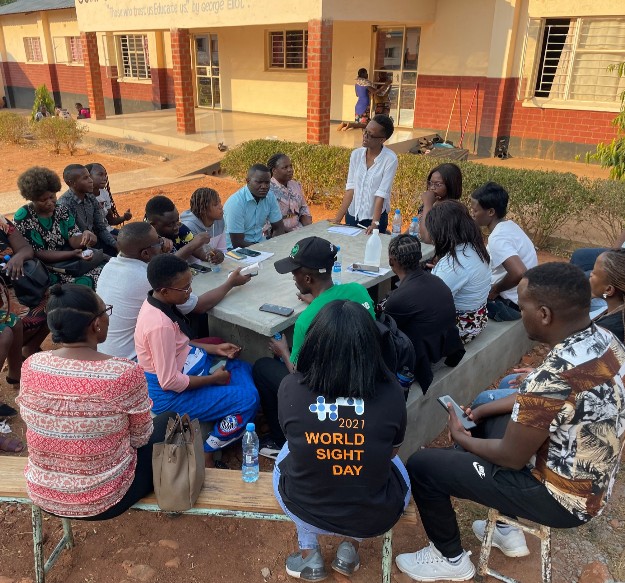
{"left": 0, "top": 456, "right": 417, "bottom": 583}
{"left": 400, "top": 318, "right": 534, "bottom": 458}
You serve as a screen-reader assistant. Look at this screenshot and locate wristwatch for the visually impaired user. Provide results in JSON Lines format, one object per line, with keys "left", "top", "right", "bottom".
{"left": 373, "top": 220, "right": 380, "bottom": 226}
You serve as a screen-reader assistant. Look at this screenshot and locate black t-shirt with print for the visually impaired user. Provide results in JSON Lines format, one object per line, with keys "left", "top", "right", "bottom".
{"left": 277, "top": 372, "right": 408, "bottom": 538}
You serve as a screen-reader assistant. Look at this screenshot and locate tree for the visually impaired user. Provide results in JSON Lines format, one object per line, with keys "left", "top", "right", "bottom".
{"left": 0, "top": 1, "right": 17, "bottom": 5}
{"left": 31, "top": 84, "right": 55, "bottom": 122}
{"left": 586, "top": 63, "right": 625, "bottom": 180}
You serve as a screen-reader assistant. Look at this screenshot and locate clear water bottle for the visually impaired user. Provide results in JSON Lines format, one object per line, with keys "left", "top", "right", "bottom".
{"left": 242, "top": 423, "right": 259, "bottom": 483}
{"left": 204, "top": 244, "right": 220, "bottom": 273}
{"left": 364, "top": 229, "right": 382, "bottom": 267}
{"left": 0, "top": 254, "right": 11, "bottom": 269}
{"left": 273, "top": 333, "right": 284, "bottom": 362}
{"left": 409, "top": 217, "right": 420, "bottom": 239}
{"left": 391, "top": 209, "right": 402, "bottom": 238}
{"left": 332, "top": 245, "right": 342, "bottom": 285}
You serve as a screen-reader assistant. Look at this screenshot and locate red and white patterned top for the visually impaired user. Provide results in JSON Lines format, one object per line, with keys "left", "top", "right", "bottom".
{"left": 17, "top": 352, "right": 153, "bottom": 518}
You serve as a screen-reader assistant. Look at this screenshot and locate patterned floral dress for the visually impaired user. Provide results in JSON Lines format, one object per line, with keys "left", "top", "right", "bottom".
{"left": 13, "top": 203, "right": 103, "bottom": 289}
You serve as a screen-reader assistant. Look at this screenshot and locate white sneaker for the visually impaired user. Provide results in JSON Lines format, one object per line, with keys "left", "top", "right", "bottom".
{"left": 395, "top": 543, "right": 475, "bottom": 581}
{"left": 472, "top": 520, "right": 530, "bottom": 557}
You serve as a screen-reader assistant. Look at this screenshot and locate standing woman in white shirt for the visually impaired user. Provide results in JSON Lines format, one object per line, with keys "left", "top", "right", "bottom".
{"left": 333, "top": 114, "right": 398, "bottom": 235}
{"left": 427, "top": 200, "right": 491, "bottom": 343}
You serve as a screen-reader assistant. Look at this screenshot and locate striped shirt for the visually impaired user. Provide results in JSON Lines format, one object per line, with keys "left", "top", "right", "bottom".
{"left": 17, "top": 353, "right": 153, "bottom": 518}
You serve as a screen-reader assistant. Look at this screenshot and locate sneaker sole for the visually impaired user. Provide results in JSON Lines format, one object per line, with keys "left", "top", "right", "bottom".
{"left": 285, "top": 566, "right": 327, "bottom": 581}
{"left": 259, "top": 450, "right": 279, "bottom": 460}
{"left": 472, "top": 527, "right": 530, "bottom": 558}
{"left": 331, "top": 559, "right": 360, "bottom": 577}
{"left": 395, "top": 560, "right": 475, "bottom": 582}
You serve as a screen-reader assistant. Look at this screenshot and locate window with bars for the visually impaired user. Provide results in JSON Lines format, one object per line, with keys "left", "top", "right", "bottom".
{"left": 268, "top": 30, "right": 308, "bottom": 70}
{"left": 529, "top": 17, "right": 625, "bottom": 104}
{"left": 68, "top": 37, "right": 83, "bottom": 63}
{"left": 117, "top": 34, "right": 151, "bottom": 80}
{"left": 24, "top": 37, "right": 43, "bottom": 62}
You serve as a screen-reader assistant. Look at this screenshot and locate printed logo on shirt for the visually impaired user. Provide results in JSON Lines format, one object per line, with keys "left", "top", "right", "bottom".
{"left": 362, "top": 302, "right": 371, "bottom": 311}
{"left": 308, "top": 396, "right": 365, "bottom": 421}
{"left": 216, "top": 414, "right": 243, "bottom": 436}
{"left": 473, "top": 461, "right": 486, "bottom": 479}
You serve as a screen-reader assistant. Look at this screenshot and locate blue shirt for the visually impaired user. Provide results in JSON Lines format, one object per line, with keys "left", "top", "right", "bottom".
{"left": 223, "top": 185, "right": 282, "bottom": 248}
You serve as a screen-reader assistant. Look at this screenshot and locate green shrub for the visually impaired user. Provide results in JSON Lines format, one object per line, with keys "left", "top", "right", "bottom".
{"left": 0, "top": 111, "right": 28, "bottom": 144}
{"left": 222, "top": 141, "right": 593, "bottom": 248}
{"left": 579, "top": 177, "right": 625, "bottom": 245}
{"left": 31, "top": 85, "right": 55, "bottom": 122}
{"left": 34, "top": 117, "right": 87, "bottom": 154}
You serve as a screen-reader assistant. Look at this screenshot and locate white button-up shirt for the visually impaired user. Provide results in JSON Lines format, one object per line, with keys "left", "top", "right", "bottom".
{"left": 345, "top": 146, "right": 398, "bottom": 220}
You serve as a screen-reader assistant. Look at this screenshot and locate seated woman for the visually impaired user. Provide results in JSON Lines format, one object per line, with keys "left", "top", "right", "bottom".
{"left": 14, "top": 167, "right": 103, "bottom": 289}
{"left": 381, "top": 235, "right": 464, "bottom": 393}
{"left": 0, "top": 214, "right": 48, "bottom": 359}
{"left": 180, "top": 187, "right": 227, "bottom": 254}
{"left": 418, "top": 162, "right": 463, "bottom": 244}
{"left": 426, "top": 200, "right": 491, "bottom": 344}
{"left": 267, "top": 153, "right": 312, "bottom": 233}
{"left": 134, "top": 254, "right": 259, "bottom": 467}
{"left": 17, "top": 283, "right": 173, "bottom": 519}
{"left": 274, "top": 300, "right": 410, "bottom": 581}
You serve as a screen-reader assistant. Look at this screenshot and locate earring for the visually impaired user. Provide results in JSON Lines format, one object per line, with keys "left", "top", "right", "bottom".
{"left": 603, "top": 293, "right": 608, "bottom": 299}
{"left": 97, "top": 326, "right": 101, "bottom": 331}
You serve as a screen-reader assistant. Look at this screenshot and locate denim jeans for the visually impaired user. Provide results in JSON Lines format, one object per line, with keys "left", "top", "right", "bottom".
{"left": 487, "top": 298, "right": 521, "bottom": 322}
{"left": 273, "top": 443, "right": 411, "bottom": 550}
{"left": 470, "top": 374, "right": 520, "bottom": 408}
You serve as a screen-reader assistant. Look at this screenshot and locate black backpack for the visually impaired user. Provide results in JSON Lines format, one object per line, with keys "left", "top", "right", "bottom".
{"left": 375, "top": 312, "right": 416, "bottom": 381}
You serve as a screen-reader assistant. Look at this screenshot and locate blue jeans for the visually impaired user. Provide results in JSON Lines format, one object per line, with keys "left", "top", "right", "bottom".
{"left": 470, "top": 374, "right": 520, "bottom": 408}
{"left": 487, "top": 298, "right": 521, "bottom": 322}
{"left": 273, "top": 443, "right": 411, "bottom": 550}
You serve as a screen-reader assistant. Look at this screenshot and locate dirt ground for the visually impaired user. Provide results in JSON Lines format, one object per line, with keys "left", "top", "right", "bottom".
{"left": 0, "top": 148, "right": 624, "bottom": 583}
{"left": 0, "top": 142, "right": 148, "bottom": 193}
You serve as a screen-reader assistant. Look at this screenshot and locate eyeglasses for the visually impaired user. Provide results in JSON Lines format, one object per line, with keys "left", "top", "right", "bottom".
{"left": 362, "top": 129, "right": 385, "bottom": 139}
{"left": 142, "top": 237, "right": 165, "bottom": 252}
{"left": 91, "top": 304, "right": 113, "bottom": 323}
{"left": 165, "top": 284, "right": 192, "bottom": 293}
{"left": 427, "top": 181, "right": 445, "bottom": 189}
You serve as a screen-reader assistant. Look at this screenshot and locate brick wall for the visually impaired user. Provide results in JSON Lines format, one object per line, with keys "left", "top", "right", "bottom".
{"left": 171, "top": 28, "right": 195, "bottom": 135}
{"left": 413, "top": 74, "right": 618, "bottom": 158}
{"left": 307, "top": 19, "right": 333, "bottom": 144}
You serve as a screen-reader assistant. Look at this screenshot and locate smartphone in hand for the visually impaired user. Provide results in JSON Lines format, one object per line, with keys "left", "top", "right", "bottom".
{"left": 437, "top": 395, "right": 477, "bottom": 430}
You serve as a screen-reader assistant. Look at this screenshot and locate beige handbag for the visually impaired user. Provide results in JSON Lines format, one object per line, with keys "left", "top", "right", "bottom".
{"left": 152, "top": 414, "right": 205, "bottom": 512}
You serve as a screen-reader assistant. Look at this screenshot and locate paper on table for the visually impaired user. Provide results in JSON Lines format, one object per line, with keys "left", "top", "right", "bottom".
{"left": 346, "top": 265, "right": 391, "bottom": 278}
{"left": 231, "top": 249, "right": 275, "bottom": 265}
{"left": 327, "top": 226, "right": 362, "bottom": 237}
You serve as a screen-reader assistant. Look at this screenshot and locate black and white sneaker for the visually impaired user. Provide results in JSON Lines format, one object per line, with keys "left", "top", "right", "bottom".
{"left": 259, "top": 436, "right": 282, "bottom": 460}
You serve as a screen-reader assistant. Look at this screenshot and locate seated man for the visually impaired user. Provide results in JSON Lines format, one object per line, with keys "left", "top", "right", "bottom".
{"left": 223, "top": 164, "right": 285, "bottom": 249}
{"left": 396, "top": 262, "right": 625, "bottom": 581}
{"left": 470, "top": 182, "right": 537, "bottom": 321}
{"left": 96, "top": 222, "right": 250, "bottom": 360}
{"left": 252, "top": 236, "right": 375, "bottom": 459}
{"left": 58, "top": 164, "right": 118, "bottom": 256}
{"left": 145, "top": 195, "right": 224, "bottom": 266}
{"left": 381, "top": 234, "right": 464, "bottom": 393}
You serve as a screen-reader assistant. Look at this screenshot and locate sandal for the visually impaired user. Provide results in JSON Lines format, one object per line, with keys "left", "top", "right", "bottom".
{"left": 0, "top": 403, "right": 17, "bottom": 418}
{"left": 0, "top": 434, "right": 24, "bottom": 453}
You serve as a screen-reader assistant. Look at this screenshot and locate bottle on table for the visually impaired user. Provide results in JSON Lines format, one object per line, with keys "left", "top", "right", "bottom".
{"left": 364, "top": 229, "right": 382, "bottom": 267}
{"left": 204, "top": 244, "right": 220, "bottom": 273}
{"left": 332, "top": 245, "right": 342, "bottom": 286}
{"left": 409, "top": 217, "right": 420, "bottom": 239}
{"left": 391, "top": 209, "right": 402, "bottom": 238}
{"left": 242, "top": 422, "right": 259, "bottom": 483}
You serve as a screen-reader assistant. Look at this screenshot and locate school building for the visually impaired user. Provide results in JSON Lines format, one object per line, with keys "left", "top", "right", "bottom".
{"left": 0, "top": 0, "right": 623, "bottom": 159}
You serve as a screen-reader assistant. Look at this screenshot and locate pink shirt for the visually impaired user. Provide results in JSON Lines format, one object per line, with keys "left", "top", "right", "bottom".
{"left": 18, "top": 353, "right": 153, "bottom": 518}
{"left": 134, "top": 299, "right": 191, "bottom": 392}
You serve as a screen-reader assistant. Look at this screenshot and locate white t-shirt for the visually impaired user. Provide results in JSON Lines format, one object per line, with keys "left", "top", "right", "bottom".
{"left": 96, "top": 256, "right": 198, "bottom": 359}
{"left": 432, "top": 244, "right": 490, "bottom": 312}
{"left": 488, "top": 220, "right": 537, "bottom": 305}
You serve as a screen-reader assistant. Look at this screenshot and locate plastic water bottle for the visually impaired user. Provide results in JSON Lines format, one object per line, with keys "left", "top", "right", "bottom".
{"left": 332, "top": 246, "right": 342, "bottom": 285}
{"left": 242, "top": 423, "right": 259, "bottom": 483}
{"left": 409, "top": 217, "right": 420, "bottom": 239}
{"left": 364, "top": 229, "right": 382, "bottom": 267}
{"left": 397, "top": 367, "right": 415, "bottom": 401}
{"left": 391, "top": 209, "right": 402, "bottom": 238}
{"left": 0, "top": 254, "right": 10, "bottom": 269}
{"left": 273, "top": 333, "right": 284, "bottom": 362}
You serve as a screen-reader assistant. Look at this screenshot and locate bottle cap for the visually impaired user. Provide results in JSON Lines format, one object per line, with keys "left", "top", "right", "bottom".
{"left": 3, "top": 255, "right": 10, "bottom": 261}
{"left": 246, "top": 422, "right": 255, "bottom": 431}
{"left": 336, "top": 245, "right": 340, "bottom": 251}
{"left": 412, "top": 217, "right": 418, "bottom": 221}
{"left": 395, "top": 209, "right": 400, "bottom": 214}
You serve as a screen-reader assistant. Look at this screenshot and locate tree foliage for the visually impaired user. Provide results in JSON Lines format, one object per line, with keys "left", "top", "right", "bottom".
{"left": 31, "top": 85, "right": 55, "bottom": 122}
{"left": 586, "top": 62, "right": 625, "bottom": 180}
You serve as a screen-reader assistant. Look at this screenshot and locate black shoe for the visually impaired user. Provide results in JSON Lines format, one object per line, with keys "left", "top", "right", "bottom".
{"left": 0, "top": 403, "right": 17, "bottom": 418}
{"left": 259, "top": 436, "right": 282, "bottom": 460}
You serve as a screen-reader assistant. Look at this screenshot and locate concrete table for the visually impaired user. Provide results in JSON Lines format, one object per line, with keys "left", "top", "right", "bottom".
{"left": 191, "top": 220, "right": 434, "bottom": 362}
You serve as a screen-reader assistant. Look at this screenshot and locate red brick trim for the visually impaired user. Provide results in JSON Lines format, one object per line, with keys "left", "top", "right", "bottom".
{"left": 306, "top": 19, "right": 333, "bottom": 145}
{"left": 81, "top": 32, "right": 106, "bottom": 120}
{"left": 171, "top": 28, "right": 195, "bottom": 135}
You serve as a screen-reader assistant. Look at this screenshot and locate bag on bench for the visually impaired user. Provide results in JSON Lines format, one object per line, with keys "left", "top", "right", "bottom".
{"left": 152, "top": 414, "right": 205, "bottom": 512}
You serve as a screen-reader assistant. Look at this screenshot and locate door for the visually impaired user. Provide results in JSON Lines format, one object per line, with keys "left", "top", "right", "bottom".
{"left": 194, "top": 34, "right": 221, "bottom": 109}
{"left": 373, "top": 27, "right": 421, "bottom": 127}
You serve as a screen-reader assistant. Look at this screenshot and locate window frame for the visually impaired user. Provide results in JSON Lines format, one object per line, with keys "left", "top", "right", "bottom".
{"left": 68, "top": 36, "right": 84, "bottom": 64}
{"left": 521, "top": 16, "right": 625, "bottom": 110}
{"left": 116, "top": 34, "right": 151, "bottom": 81}
{"left": 267, "top": 29, "right": 309, "bottom": 71}
{"left": 24, "top": 37, "right": 43, "bottom": 63}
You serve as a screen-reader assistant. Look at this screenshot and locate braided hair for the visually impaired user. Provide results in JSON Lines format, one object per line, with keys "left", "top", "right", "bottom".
{"left": 388, "top": 234, "right": 422, "bottom": 271}
{"left": 600, "top": 248, "right": 625, "bottom": 332}
{"left": 189, "top": 188, "right": 220, "bottom": 220}
{"left": 267, "top": 153, "right": 288, "bottom": 176}
{"left": 425, "top": 200, "right": 490, "bottom": 266}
